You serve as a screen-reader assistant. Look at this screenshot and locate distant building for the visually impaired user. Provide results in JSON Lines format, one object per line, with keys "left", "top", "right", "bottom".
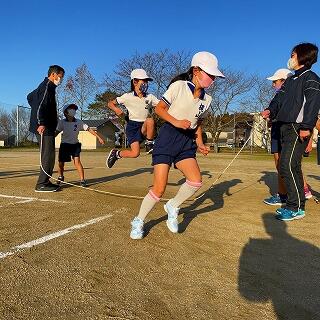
{"left": 0, "top": 134, "right": 15, "bottom": 147}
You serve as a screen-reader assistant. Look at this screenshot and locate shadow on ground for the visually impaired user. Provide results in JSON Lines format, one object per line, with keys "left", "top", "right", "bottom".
{"left": 238, "top": 212, "right": 320, "bottom": 319}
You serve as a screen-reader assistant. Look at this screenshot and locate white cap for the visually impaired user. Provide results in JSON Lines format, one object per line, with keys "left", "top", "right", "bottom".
{"left": 191, "top": 51, "right": 225, "bottom": 78}
{"left": 63, "top": 104, "right": 78, "bottom": 112}
{"left": 266, "top": 68, "right": 292, "bottom": 81}
{"left": 130, "top": 69, "right": 153, "bottom": 81}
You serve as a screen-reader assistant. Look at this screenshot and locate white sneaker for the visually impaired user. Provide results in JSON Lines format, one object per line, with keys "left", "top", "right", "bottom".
{"left": 130, "top": 217, "right": 144, "bottom": 240}
{"left": 164, "top": 202, "right": 179, "bottom": 233}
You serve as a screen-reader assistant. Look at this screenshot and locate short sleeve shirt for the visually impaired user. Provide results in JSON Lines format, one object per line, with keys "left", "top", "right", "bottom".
{"left": 116, "top": 92, "right": 159, "bottom": 122}
{"left": 161, "top": 81, "right": 212, "bottom": 129}
{"left": 56, "top": 118, "right": 89, "bottom": 144}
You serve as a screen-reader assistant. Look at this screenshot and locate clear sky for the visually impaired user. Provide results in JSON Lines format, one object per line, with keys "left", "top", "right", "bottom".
{"left": 0, "top": 0, "right": 320, "bottom": 109}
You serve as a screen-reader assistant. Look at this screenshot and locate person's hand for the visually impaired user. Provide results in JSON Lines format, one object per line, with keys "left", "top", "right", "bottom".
{"left": 197, "top": 143, "right": 210, "bottom": 156}
{"left": 174, "top": 119, "right": 191, "bottom": 130}
{"left": 299, "top": 129, "right": 310, "bottom": 141}
{"left": 305, "top": 142, "right": 313, "bottom": 153}
{"left": 37, "top": 125, "right": 45, "bottom": 134}
{"left": 98, "top": 137, "right": 105, "bottom": 145}
{"left": 261, "top": 110, "right": 270, "bottom": 119}
{"left": 114, "top": 108, "right": 123, "bottom": 117}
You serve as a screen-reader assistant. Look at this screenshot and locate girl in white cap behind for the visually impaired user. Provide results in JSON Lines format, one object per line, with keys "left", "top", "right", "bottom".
{"left": 56, "top": 104, "right": 105, "bottom": 187}
{"left": 106, "top": 69, "right": 159, "bottom": 168}
{"left": 130, "top": 51, "right": 225, "bottom": 239}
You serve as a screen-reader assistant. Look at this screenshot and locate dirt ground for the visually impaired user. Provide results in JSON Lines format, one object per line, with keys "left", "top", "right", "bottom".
{"left": 0, "top": 149, "right": 319, "bottom": 320}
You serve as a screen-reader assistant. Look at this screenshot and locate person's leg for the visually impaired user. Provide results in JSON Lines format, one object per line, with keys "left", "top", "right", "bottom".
{"left": 169, "top": 158, "right": 202, "bottom": 208}
{"left": 58, "top": 162, "right": 65, "bottom": 177}
{"left": 279, "top": 125, "right": 307, "bottom": 214}
{"left": 142, "top": 118, "right": 155, "bottom": 153}
{"left": 274, "top": 152, "right": 287, "bottom": 198}
{"left": 131, "top": 164, "right": 170, "bottom": 239}
{"left": 119, "top": 141, "right": 140, "bottom": 158}
{"left": 141, "top": 117, "right": 155, "bottom": 140}
{"left": 36, "top": 134, "right": 55, "bottom": 187}
{"left": 73, "top": 157, "right": 84, "bottom": 181}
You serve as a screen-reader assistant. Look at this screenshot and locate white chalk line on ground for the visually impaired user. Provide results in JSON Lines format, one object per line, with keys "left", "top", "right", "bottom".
{"left": 0, "top": 214, "right": 113, "bottom": 260}
{"left": 0, "top": 193, "right": 70, "bottom": 208}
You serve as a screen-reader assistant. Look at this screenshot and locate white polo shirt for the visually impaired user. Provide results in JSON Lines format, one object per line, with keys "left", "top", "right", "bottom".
{"left": 56, "top": 118, "right": 89, "bottom": 144}
{"left": 161, "top": 81, "right": 212, "bottom": 129}
{"left": 116, "top": 92, "right": 159, "bottom": 122}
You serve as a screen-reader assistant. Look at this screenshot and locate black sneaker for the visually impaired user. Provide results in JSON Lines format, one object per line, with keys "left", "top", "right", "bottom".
{"left": 145, "top": 143, "right": 153, "bottom": 154}
{"left": 106, "top": 149, "right": 119, "bottom": 168}
{"left": 35, "top": 184, "right": 59, "bottom": 192}
{"left": 57, "top": 176, "right": 64, "bottom": 185}
{"left": 80, "top": 180, "right": 87, "bottom": 187}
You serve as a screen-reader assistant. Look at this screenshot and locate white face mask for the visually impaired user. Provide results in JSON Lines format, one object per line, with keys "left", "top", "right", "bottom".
{"left": 67, "top": 109, "right": 76, "bottom": 117}
{"left": 54, "top": 77, "right": 61, "bottom": 86}
{"left": 287, "top": 58, "right": 298, "bottom": 70}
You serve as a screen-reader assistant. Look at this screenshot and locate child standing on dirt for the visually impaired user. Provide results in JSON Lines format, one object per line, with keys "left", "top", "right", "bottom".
{"left": 56, "top": 104, "right": 105, "bottom": 187}
{"left": 130, "top": 51, "right": 225, "bottom": 239}
{"left": 262, "top": 43, "right": 320, "bottom": 221}
{"left": 106, "top": 69, "right": 159, "bottom": 168}
{"left": 263, "top": 69, "right": 313, "bottom": 206}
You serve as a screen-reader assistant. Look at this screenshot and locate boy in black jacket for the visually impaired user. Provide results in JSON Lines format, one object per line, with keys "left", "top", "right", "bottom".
{"left": 28, "top": 65, "right": 65, "bottom": 192}
{"left": 262, "top": 43, "right": 320, "bottom": 221}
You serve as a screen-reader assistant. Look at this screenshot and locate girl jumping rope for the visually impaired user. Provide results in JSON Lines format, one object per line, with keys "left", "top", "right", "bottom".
{"left": 130, "top": 51, "right": 225, "bottom": 239}
{"left": 106, "top": 69, "right": 159, "bottom": 168}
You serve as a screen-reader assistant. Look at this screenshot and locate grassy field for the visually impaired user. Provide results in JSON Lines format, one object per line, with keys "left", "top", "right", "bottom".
{"left": 0, "top": 149, "right": 319, "bottom": 320}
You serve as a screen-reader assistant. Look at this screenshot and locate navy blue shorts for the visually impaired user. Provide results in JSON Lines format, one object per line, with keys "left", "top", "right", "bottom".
{"left": 126, "top": 120, "right": 145, "bottom": 145}
{"left": 152, "top": 122, "right": 197, "bottom": 167}
{"left": 59, "top": 142, "right": 81, "bottom": 162}
{"left": 271, "top": 122, "right": 281, "bottom": 154}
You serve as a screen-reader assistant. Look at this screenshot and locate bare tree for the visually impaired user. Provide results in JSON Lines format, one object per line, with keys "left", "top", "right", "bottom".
{"left": 0, "top": 108, "right": 14, "bottom": 137}
{"left": 104, "top": 49, "right": 192, "bottom": 97}
{"left": 57, "top": 63, "right": 98, "bottom": 119}
{"left": 203, "top": 69, "right": 256, "bottom": 143}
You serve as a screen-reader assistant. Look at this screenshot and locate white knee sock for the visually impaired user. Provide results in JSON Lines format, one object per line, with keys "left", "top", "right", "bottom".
{"left": 169, "top": 180, "right": 202, "bottom": 208}
{"left": 137, "top": 190, "right": 160, "bottom": 221}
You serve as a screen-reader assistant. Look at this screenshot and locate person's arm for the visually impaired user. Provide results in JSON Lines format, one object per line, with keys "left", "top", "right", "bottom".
{"left": 155, "top": 100, "right": 191, "bottom": 129}
{"left": 262, "top": 90, "right": 283, "bottom": 120}
{"left": 107, "top": 99, "right": 124, "bottom": 117}
{"left": 37, "top": 81, "right": 51, "bottom": 134}
{"left": 88, "top": 128, "right": 105, "bottom": 144}
{"left": 316, "top": 118, "right": 320, "bottom": 132}
{"left": 195, "top": 124, "right": 210, "bottom": 156}
{"left": 55, "top": 130, "right": 61, "bottom": 137}
{"left": 299, "top": 76, "right": 320, "bottom": 140}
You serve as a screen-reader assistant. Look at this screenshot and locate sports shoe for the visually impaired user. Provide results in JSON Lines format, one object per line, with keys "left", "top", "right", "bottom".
{"left": 106, "top": 149, "right": 119, "bottom": 168}
{"left": 304, "top": 187, "right": 312, "bottom": 200}
{"left": 145, "top": 143, "right": 154, "bottom": 154}
{"left": 35, "top": 184, "right": 59, "bottom": 192}
{"left": 164, "top": 202, "right": 179, "bottom": 233}
{"left": 263, "top": 194, "right": 285, "bottom": 206}
{"left": 57, "top": 176, "right": 64, "bottom": 185}
{"left": 276, "top": 208, "right": 305, "bottom": 221}
{"left": 80, "top": 180, "right": 87, "bottom": 187}
{"left": 130, "top": 217, "right": 144, "bottom": 240}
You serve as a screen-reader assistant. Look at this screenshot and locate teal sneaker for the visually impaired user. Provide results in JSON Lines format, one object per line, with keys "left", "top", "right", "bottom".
{"left": 130, "top": 217, "right": 144, "bottom": 240}
{"left": 276, "top": 208, "right": 305, "bottom": 221}
{"left": 264, "top": 194, "right": 285, "bottom": 206}
{"left": 164, "top": 202, "right": 179, "bottom": 233}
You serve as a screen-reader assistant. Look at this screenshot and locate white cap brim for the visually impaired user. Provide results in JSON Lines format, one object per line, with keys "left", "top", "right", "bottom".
{"left": 200, "top": 65, "right": 225, "bottom": 78}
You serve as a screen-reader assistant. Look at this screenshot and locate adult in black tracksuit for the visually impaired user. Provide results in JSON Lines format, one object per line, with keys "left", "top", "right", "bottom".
{"left": 263, "top": 43, "right": 320, "bottom": 221}
{"left": 28, "top": 65, "right": 65, "bottom": 192}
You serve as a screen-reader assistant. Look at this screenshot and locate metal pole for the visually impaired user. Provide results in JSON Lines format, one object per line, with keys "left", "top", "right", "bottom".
{"left": 16, "top": 105, "right": 19, "bottom": 146}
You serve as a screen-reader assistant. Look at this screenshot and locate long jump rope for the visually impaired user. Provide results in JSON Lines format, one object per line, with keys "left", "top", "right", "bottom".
{"left": 39, "top": 128, "right": 319, "bottom": 204}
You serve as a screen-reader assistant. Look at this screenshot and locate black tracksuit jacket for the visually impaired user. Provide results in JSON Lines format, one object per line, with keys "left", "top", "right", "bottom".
{"left": 27, "top": 77, "right": 58, "bottom": 135}
{"left": 267, "top": 66, "right": 320, "bottom": 131}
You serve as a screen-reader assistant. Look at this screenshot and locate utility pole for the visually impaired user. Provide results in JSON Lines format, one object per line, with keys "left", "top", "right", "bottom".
{"left": 16, "top": 105, "right": 19, "bottom": 146}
